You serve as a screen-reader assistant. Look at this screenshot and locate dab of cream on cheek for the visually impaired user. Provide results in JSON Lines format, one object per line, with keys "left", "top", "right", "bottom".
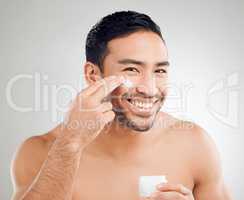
{"left": 123, "top": 79, "right": 133, "bottom": 88}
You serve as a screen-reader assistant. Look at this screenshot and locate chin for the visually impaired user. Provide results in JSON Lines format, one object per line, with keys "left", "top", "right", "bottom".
{"left": 113, "top": 104, "right": 161, "bottom": 132}
{"left": 115, "top": 113, "right": 155, "bottom": 132}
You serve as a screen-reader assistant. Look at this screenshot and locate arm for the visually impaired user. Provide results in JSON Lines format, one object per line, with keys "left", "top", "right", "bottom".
{"left": 11, "top": 129, "right": 85, "bottom": 200}
{"left": 11, "top": 75, "right": 125, "bottom": 200}
{"left": 192, "top": 127, "right": 232, "bottom": 200}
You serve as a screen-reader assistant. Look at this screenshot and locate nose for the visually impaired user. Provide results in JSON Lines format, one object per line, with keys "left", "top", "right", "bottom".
{"left": 135, "top": 75, "right": 157, "bottom": 97}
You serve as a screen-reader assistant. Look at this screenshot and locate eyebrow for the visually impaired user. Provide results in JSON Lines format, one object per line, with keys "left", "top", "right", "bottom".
{"left": 117, "top": 58, "right": 170, "bottom": 67}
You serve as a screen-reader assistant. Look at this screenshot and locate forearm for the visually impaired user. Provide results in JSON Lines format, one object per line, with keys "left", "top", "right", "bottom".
{"left": 21, "top": 129, "right": 84, "bottom": 200}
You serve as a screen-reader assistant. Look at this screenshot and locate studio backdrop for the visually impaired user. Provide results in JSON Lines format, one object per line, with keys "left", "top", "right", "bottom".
{"left": 0, "top": 0, "right": 243, "bottom": 199}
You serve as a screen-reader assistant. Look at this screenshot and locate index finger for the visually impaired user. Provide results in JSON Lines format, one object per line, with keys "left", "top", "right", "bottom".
{"left": 156, "top": 183, "right": 192, "bottom": 195}
{"left": 92, "top": 75, "right": 125, "bottom": 100}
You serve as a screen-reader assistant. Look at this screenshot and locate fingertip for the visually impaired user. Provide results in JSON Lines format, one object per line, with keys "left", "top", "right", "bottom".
{"left": 156, "top": 182, "right": 167, "bottom": 189}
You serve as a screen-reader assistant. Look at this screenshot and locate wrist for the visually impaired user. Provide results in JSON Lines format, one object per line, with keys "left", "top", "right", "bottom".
{"left": 56, "top": 125, "right": 87, "bottom": 152}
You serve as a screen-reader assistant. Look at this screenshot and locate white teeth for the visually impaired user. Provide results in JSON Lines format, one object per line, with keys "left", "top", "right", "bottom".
{"left": 130, "top": 100, "right": 153, "bottom": 110}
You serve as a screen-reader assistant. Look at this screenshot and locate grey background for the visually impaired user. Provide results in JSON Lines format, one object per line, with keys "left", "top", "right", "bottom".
{"left": 0, "top": 0, "right": 243, "bottom": 199}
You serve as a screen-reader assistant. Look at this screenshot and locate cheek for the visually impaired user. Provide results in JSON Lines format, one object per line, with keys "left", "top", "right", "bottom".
{"left": 156, "top": 79, "right": 168, "bottom": 96}
{"left": 162, "top": 87, "right": 168, "bottom": 97}
{"left": 156, "top": 78, "right": 168, "bottom": 90}
{"left": 159, "top": 87, "right": 168, "bottom": 97}
{"left": 110, "top": 85, "right": 127, "bottom": 105}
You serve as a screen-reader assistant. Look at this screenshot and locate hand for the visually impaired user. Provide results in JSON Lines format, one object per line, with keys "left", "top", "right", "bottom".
{"left": 62, "top": 75, "right": 125, "bottom": 147}
{"left": 145, "top": 183, "right": 194, "bottom": 200}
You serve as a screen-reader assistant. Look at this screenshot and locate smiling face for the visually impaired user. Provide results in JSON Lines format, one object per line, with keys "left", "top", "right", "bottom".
{"left": 90, "top": 31, "right": 169, "bottom": 132}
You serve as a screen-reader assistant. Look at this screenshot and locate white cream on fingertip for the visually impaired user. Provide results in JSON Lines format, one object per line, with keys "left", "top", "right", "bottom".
{"left": 123, "top": 79, "right": 133, "bottom": 88}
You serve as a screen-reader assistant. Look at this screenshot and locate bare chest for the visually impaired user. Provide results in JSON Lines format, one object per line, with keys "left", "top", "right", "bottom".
{"left": 72, "top": 147, "right": 195, "bottom": 200}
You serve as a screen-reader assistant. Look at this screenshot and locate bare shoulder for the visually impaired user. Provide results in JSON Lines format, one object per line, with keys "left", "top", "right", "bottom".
{"left": 169, "top": 117, "right": 222, "bottom": 184}
{"left": 166, "top": 115, "right": 219, "bottom": 157}
{"left": 161, "top": 113, "right": 215, "bottom": 144}
{"left": 157, "top": 112, "right": 200, "bottom": 136}
{"left": 170, "top": 118, "right": 219, "bottom": 155}
{"left": 11, "top": 128, "right": 58, "bottom": 193}
{"left": 158, "top": 113, "right": 221, "bottom": 174}
{"left": 161, "top": 115, "right": 224, "bottom": 186}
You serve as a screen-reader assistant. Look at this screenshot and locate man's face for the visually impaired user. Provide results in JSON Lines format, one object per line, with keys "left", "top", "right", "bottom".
{"left": 102, "top": 31, "right": 169, "bottom": 132}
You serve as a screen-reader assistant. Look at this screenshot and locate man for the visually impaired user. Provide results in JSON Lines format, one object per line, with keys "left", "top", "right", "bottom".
{"left": 11, "top": 11, "right": 232, "bottom": 200}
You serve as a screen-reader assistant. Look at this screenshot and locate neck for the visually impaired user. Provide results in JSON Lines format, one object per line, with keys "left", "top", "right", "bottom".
{"left": 87, "top": 112, "right": 169, "bottom": 159}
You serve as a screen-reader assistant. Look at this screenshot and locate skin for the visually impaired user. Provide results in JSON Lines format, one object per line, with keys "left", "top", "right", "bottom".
{"left": 11, "top": 31, "right": 232, "bottom": 200}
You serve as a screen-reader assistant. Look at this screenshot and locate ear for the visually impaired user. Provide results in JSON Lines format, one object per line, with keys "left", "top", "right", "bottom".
{"left": 84, "top": 61, "right": 102, "bottom": 85}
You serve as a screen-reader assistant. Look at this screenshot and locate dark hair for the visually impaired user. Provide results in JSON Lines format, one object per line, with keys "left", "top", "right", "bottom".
{"left": 85, "top": 10, "right": 164, "bottom": 71}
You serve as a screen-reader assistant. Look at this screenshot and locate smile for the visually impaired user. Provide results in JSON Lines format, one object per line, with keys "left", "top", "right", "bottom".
{"left": 123, "top": 98, "right": 159, "bottom": 117}
{"left": 128, "top": 99, "right": 154, "bottom": 110}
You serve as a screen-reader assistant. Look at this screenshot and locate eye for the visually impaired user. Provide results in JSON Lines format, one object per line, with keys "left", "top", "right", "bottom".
{"left": 122, "top": 67, "right": 139, "bottom": 73}
{"left": 155, "top": 69, "right": 167, "bottom": 73}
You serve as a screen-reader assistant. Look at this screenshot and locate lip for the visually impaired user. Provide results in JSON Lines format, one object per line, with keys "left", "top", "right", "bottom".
{"left": 121, "top": 98, "right": 159, "bottom": 117}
